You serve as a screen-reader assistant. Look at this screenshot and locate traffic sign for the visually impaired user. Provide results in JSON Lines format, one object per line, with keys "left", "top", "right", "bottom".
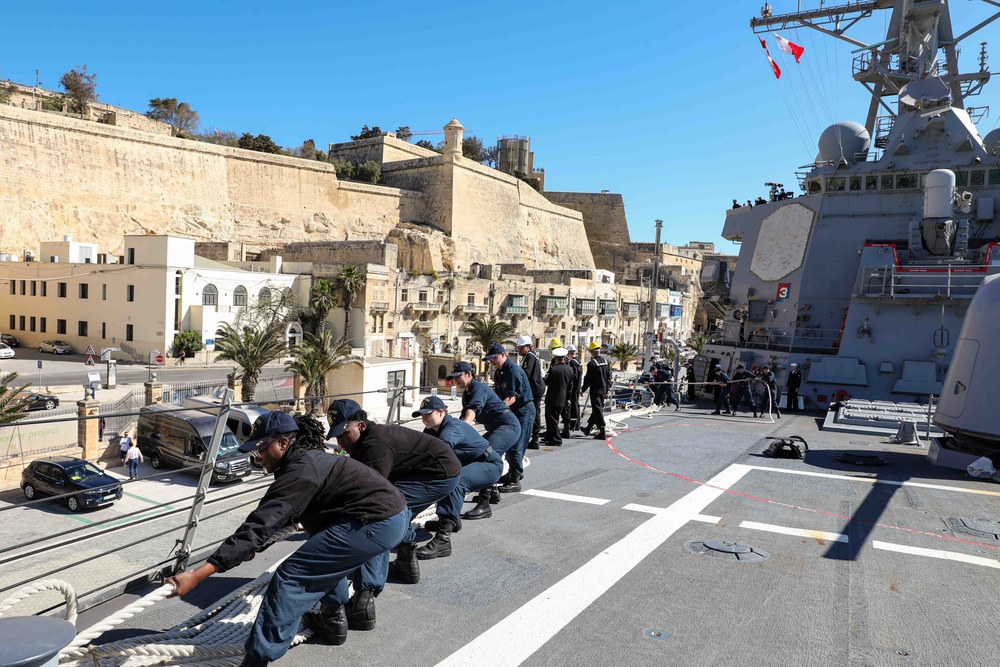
{"left": 85, "top": 355, "right": 95, "bottom": 366}
{"left": 156, "top": 353, "right": 164, "bottom": 364}
{"left": 149, "top": 349, "right": 162, "bottom": 365}
{"left": 37, "top": 360, "right": 42, "bottom": 369}
{"left": 84, "top": 344, "right": 96, "bottom": 356}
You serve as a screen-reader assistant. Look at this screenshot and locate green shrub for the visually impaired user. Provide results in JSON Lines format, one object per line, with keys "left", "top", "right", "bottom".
{"left": 41, "top": 96, "right": 65, "bottom": 112}
{"left": 172, "top": 330, "right": 205, "bottom": 357}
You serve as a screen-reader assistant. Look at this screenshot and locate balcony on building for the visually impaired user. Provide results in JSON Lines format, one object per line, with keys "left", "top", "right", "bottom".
{"left": 459, "top": 303, "right": 490, "bottom": 313}
{"left": 412, "top": 320, "right": 434, "bottom": 330}
{"left": 408, "top": 300, "right": 443, "bottom": 313}
{"left": 539, "top": 296, "right": 568, "bottom": 316}
{"left": 622, "top": 302, "right": 641, "bottom": 318}
{"left": 503, "top": 296, "right": 529, "bottom": 315}
{"left": 575, "top": 298, "right": 597, "bottom": 317}
{"left": 599, "top": 299, "right": 618, "bottom": 316}
{"left": 370, "top": 301, "right": 390, "bottom": 313}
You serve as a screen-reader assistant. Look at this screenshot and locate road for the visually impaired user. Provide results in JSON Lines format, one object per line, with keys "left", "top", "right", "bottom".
{"left": 0, "top": 347, "right": 289, "bottom": 389}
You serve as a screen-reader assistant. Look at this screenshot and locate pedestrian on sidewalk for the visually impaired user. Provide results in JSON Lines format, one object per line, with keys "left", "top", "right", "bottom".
{"left": 119, "top": 431, "right": 133, "bottom": 467}
{"left": 177, "top": 349, "right": 186, "bottom": 366}
{"left": 124, "top": 441, "right": 144, "bottom": 479}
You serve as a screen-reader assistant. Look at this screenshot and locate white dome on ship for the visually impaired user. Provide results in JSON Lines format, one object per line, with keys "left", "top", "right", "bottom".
{"left": 984, "top": 128, "right": 1000, "bottom": 155}
{"left": 817, "top": 121, "right": 870, "bottom": 166}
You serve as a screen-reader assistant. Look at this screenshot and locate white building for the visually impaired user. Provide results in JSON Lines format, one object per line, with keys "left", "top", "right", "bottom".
{"left": 0, "top": 235, "right": 309, "bottom": 362}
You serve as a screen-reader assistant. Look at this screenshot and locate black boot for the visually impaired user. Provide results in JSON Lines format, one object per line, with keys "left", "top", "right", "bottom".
{"left": 593, "top": 430, "right": 607, "bottom": 439}
{"left": 499, "top": 471, "right": 521, "bottom": 493}
{"left": 580, "top": 424, "right": 592, "bottom": 436}
{"left": 302, "top": 603, "right": 348, "bottom": 645}
{"left": 489, "top": 486, "right": 501, "bottom": 504}
{"left": 346, "top": 589, "right": 375, "bottom": 631}
{"left": 463, "top": 490, "right": 493, "bottom": 520}
{"left": 560, "top": 429, "right": 571, "bottom": 439}
{"left": 416, "top": 519, "right": 454, "bottom": 560}
{"left": 387, "top": 542, "right": 420, "bottom": 584}
{"left": 426, "top": 517, "right": 462, "bottom": 532}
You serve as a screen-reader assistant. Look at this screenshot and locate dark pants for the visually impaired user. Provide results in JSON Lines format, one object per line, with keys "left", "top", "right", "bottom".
{"left": 436, "top": 453, "right": 503, "bottom": 520}
{"left": 530, "top": 397, "right": 542, "bottom": 445}
{"left": 587, "top": 391, "right": 606, "bottom": 431}
{"left": 484, "top": 411, "right": 521, "bottom": 458}
{"left": 714, "top": 386, "right": 731, "bottom": 412}
{"left": 509, "top": 403, "right": 535, "bottom": 476}
{"left": 564, "top": 390, "right": 580, "bottom": 429}
{"left": 787, "top": 387, "right": 799, "bottom": 411}
{"left": 359, "top": 475, "right": 459, "bottom": 592}
{"left": 544, "top": 400, "right": 566, "bottom": 444}
{"left": 246, "top": 510, "right": 407, "bottom": 662}
{"left": 733, "top": 386, "right": 753, "bottom": 413}
{"left": 654, "top": 383, "right": 678, "bottom": 407}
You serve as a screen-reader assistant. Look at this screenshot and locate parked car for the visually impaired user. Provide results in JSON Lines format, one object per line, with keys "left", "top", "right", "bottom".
{"left": 0, "top": 333, "right": 18, "bottom": 347}
{"left": 21, "top": 392, "right": 60, "bottom": 411}
{"left": 39, "top": 339, "right": 73, "bottom": 354}
{"left": 137, "top": 405, "right": 252, "bottom": 483}
{"left": 182, "top": 395, "right": 268, "bottom": 444}
{"left": 0, "top": 343, "right": 13, "bottom": 359}
{"left": 21, "top": 457, "right": 123, "bottom": 512}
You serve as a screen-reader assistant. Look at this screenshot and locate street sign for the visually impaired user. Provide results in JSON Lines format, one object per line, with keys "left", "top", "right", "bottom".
{"left": 156, "top": 353, "right": 164, "bottom": 364}
{"left": 85, "top": 355, "right": 95, "bottom": 366}
{"left": 37, "top": 360, "right": 42, "bottom": 369}
{"left": 84, "top": 344, "right": 96, "bottom": 356}
{"left": 101, "top": 350, "right": 110, "bottom": 362}
{"left": 205, "top": 338, "right": 214, "bottom": 346}
{"left": 149, "top": 349, "right": 163, "bottom": 365}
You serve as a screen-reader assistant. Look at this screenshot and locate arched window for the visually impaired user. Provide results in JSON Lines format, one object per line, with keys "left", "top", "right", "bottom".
{"left": 258, "top": 287, "right": 272, "bottom": 308}
{"left": 233, "top": 286, "right": 248, "bottom": 307}
{"left": 437, "top": 364, "right": 448, "bottom": 380}
{"left": 202, "top": 284, "right": 218, "bottom": 306}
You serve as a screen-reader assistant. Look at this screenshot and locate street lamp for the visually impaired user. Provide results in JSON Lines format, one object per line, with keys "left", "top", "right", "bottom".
{"left": 33, "top": 70, "right": 41, "bottom": 110}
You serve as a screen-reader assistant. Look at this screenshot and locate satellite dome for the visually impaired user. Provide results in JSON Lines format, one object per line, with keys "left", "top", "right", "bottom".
{"left": 817, "top": 122, "right": 870, "bottom": 166}
{"left": 984, "top": 128, "right": 1000, "bottom": 155}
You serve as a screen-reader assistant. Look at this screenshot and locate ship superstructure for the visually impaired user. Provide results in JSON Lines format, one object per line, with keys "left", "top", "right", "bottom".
{"left": 702, "top": 0, "right": 1000, "bottom": 408}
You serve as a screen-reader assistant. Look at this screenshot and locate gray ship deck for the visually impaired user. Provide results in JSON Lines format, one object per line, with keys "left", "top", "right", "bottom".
{"left": 54, "top": 405, "right": 1000, "bottom": 665}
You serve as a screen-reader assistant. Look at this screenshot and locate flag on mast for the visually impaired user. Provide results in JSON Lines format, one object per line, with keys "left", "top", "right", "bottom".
{"left": 774, "top": 33, "right": 805, "bottom": 63}
{"left": 758, "top": 36, "right": 781, "bottom": 79}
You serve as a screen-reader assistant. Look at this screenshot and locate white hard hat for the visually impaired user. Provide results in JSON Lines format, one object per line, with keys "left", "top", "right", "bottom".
{"left": 516, "top": 335, "right": 532, "bottom": 346}
{"left": 553, "top": 347, "right": 568, "bottom": 358}
{"left": 566, "top": 344, "right": 577, "bottom": 352}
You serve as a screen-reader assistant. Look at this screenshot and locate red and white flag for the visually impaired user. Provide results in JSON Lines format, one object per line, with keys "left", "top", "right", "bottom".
{"left": 774, "top": 33, "right": 805, "bottom": 63}
{"left": 758, "top": 36, "right": 781, "bottom": 79}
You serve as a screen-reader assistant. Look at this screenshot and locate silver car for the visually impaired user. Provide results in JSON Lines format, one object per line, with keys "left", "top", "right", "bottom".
{"left": 39, "top": 339, "right": 73, "bottom": 354}
{"left": 0, "top": 343, "right": 13, "bottom": 359}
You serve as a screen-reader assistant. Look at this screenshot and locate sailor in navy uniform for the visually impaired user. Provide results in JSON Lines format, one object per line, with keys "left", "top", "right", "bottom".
{"left": 516, "top": 335, "right": 544, "bottom": 449}
{"left": 581, "top": 342, "right": 612, "bottom": 439}
{"left": 485, "top": 343, "right": 536, "bottom": 493}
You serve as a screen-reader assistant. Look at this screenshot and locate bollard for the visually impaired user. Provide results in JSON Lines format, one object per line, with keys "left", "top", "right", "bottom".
{"left": 0, "top": 616, "right": 76, "bottom": 667}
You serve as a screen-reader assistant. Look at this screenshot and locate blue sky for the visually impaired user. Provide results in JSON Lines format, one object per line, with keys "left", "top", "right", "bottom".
{"left": 2, "top": 2, "right": 997, "bottom": 252}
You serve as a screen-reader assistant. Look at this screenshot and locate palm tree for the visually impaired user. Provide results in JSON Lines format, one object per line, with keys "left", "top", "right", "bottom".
{"left": 690, "top": 333, "right": 707, "bottom": 354}
{"left": 214, "top": 322, "right": 287, "bottom": 402}
{"left": 286, "top": 332, "right": 361, "bottom": 414}
{"left": 0, "top": 371, "right": 29, "bottom": 424}
{"left": 464, "top": 317, "right": 516, "bottom": 357}
{"left": 610, "top": 342, "right": 639, "bottom": 371}
{"left": 309, "top": 278, "right": 338, "bottom": 336}
{"left": 333, "top": 265, "right": 366, "bottom": 346}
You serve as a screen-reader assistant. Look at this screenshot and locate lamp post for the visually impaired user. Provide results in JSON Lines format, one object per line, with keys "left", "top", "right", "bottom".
{"left": 33, "top": 70, "right": 40, "bottom": 110}
{"left": 643, "top": 219, "right": 663, "bottom": 374}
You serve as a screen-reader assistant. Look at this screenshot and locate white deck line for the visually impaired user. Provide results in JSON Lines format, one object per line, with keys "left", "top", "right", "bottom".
{"left": 745, "top": 465, "right": 1000, "bottom": 496}
{"left": 740, "top": 520, "right": 849, "bottom": 543}
{"left": 872, "top": 540, "right": 1000, "bottom": 569}
{"left": 521, "top": 489, "right": 610, "bottom": 505}
{"left": 622, "top": 503, "right": 720, "bottom": 523}
{"left": 435, "top": 463, "right": 753, "bottom": 667}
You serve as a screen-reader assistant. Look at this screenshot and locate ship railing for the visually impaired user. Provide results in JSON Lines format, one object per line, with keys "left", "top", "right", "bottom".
{"left": 716, "top": 320, "right": 845, "bottom": 354}
{"left": 854, "top": 263, "right": 989, "bottom": 299}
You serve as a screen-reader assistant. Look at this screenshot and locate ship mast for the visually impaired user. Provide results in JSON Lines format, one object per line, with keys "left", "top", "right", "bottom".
{"left": 751, "top": 1, "right": 999, "bottom": 138}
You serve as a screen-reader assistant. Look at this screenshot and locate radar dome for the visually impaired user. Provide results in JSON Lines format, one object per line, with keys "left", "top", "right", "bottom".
{"left": 817, "top": 122, "right": 870, "bottom": 166}
{"left": 984, "top": 128, "right": 1000, "bottom": 155}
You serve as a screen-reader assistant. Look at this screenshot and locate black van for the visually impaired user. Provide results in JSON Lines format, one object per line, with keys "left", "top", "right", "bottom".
{"left": 137, "top": 405, "right": 252, "bottom": 483}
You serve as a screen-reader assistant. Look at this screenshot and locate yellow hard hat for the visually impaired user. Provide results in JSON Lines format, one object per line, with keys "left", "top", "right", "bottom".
{"left": 588, "top": 341, "right": 601, "bottom": 351}
{"left": 549, "top": 337, "right": 561, "bottom": 349}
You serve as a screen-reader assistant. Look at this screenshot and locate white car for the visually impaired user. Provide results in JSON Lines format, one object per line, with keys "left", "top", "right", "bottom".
{"left": 0, "top": 343, "right": 13, "bottom": 359}
{"left": 39, "top": 339, "right": 74, "bottom": 354}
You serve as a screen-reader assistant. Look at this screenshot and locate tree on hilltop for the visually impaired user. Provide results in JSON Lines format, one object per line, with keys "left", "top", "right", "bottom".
{"left": 350, "top": 125, "right": 383, "bottom": 141}
{"left": 59, "top": 65, "right": 97, "bottom": 117}
{"left": 482, "top": 144, "right": 500, "bottom": 168}
{"left": 291, "top": 139, "right": 327, "bottom": 161}
{"left": 414, "top": 139, "right": 437, "bottom": 151}
{"left": 146, "top": 98, "right": 200, "bottom": 136}
{"left": 238, "top": 133, "right": 282, "bottom": 154}
{"left": 194, "top": 128, "right": 239, "bottom": 147}
{"left": 461, "top": 136, "right": 488, "bottom": 162}
{"left": 395, "top": 126, "right": 412, "bottom": 141}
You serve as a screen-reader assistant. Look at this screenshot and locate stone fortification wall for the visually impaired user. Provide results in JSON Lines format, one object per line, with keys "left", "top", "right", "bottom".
{"left": 450, "top": 161, "right": 594, "bottom": 271}
{"left": 329, "top": 134, "right": 439, "bottom": 166}
{"left": 259, "top": 240, "right": 398, "bottom": 268}
{"left": 543, "top": 192, "right": 632, "bottom": 272}
{"left": 4, "top": 82, "right": 172, "bottom": 135}
{"left": 0, "top": 104, "right": 426, "bottom": 256}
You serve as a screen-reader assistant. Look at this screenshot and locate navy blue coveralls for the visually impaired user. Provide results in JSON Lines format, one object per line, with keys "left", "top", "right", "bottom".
{"left": 491, "top": 358, "right": 536, "bottom": 476}
{"left": 462, "top": 376, "right": 522, "bottom": 463}
{"left": 207, "top": 449, "right": 408, "bottom": 663}
{"left": 424, "top": 414, "right": 503, "bottom": 521}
